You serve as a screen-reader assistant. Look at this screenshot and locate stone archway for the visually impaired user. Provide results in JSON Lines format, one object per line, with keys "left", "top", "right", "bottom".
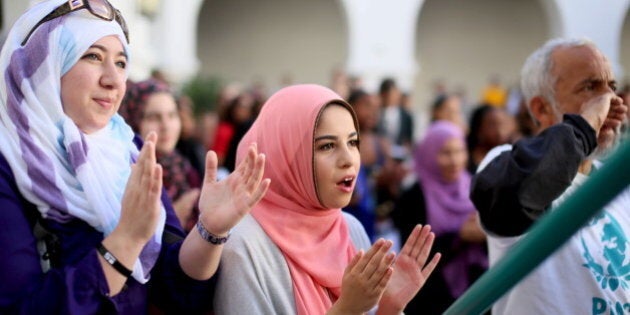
{"left": 196, "top": 0, "right": 347, "bottom": 90}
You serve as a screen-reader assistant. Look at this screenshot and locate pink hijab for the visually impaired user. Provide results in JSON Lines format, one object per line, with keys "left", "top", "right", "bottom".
{"left": 236, "top": 84, "right": 358, "bottom": 314}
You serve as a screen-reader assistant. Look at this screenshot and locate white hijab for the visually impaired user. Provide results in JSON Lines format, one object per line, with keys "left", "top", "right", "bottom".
{"left": 0, "top": 0, "right": 164, "bottom": 283}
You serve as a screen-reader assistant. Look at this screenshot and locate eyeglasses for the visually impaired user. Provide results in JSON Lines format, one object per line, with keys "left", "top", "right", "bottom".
{"left": 21, "top": 0, "right": 129, "bottom": 46}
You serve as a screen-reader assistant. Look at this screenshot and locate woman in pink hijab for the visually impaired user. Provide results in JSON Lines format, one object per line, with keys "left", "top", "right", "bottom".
{"left": 213, "top": 84, "right": 441, "bottom": 314}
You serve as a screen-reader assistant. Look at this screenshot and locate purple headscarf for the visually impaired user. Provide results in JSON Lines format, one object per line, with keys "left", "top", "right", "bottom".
{"left": 414, "top": 121, "right": 475, "bottom": 235}
{"left": 414, "top": 121, "right": 488, "bottom": 297}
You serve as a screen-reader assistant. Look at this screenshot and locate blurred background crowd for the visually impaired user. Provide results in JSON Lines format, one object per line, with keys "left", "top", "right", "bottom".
{"left": 2, "top": 0, "right": 630, "bottom": 314}
{"left": 118, "top": 69, "right": 551, "bottom": 314}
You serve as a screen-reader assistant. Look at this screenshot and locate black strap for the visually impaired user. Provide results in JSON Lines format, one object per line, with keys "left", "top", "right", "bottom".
{"left": 97, "top": 243, "right": 133, "bottom": 278}
{"left": 23, "top": 200, "right": 61, "bottom": 271}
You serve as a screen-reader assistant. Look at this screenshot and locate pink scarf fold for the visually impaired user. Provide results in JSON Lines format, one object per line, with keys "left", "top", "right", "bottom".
{"left": 236, "top": 84, "right": 358, "bottom": 314}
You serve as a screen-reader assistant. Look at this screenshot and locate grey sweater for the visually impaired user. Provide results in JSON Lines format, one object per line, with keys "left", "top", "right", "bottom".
{"left": 213, "top": 213, "right": 371, "bottom": 315}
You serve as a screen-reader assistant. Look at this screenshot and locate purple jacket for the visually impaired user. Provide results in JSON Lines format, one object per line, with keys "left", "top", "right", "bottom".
{"left": 0, "top": 150, "right": 214, "bottom": 314}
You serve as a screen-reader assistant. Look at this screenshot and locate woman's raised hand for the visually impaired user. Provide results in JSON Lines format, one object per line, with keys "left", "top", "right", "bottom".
{"left": 377, "top": 225, "right": 441, "bottom": 314}
{"left": 197, "top": 143, "right": 270, "bottom": 236}
{"left": 329, "top": 239, "right": 395, "bottom": 315}
{"left": 117, "top": 132, "right": 164, "bottom": 245}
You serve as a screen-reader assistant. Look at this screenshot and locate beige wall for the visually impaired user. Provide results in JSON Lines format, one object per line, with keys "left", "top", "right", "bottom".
{"left": 413, "top": 0, "right": 549, "bottom": 121}
{"left": 197, "top": 0, "right": 347, "bottom": 90}
{"left": 621, "top": 10, "right": 630, "bottom": 85}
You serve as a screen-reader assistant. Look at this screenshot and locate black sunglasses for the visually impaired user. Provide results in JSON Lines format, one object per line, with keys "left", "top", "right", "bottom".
{"left": 21, "top": 0, "right": 129, "bottom": 46}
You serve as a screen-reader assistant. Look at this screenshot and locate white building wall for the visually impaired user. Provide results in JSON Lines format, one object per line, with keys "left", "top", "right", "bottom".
{"left": 194, "top": 0, "right": 347, "bottom": 90}
{"left": 110, "top": 0, "right": 156, "bottom": 81}
{"left": 152, "top": 0, "right": 203, "bottom": 86}
{"left": 341, "top": 0, "right": 423, "bottom": 92}
{"left": 552, "top": 0, "right": 630, "bottom": 79}
{"left": 410, "top": 0, "right": 549, "bottom": 138}
{"left": 2, "top": 1, "right": 630, "bottom": 101}
{"left": 621, "top": 10, "right": 630, "bottom": 83}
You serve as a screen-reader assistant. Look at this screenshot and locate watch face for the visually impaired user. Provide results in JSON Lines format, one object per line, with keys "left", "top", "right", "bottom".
{"left": 104, "top": 252, "right": 115, "bottom": 264}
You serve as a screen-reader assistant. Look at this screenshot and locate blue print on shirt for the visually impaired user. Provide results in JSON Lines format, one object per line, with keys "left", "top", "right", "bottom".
{"left": 581, "top": 212, "right": 630, "bottom": 292}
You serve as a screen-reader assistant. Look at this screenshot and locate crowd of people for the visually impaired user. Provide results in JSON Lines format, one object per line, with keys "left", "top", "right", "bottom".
{"left": 0, "top": 0, "right": 628, "bottom": 314}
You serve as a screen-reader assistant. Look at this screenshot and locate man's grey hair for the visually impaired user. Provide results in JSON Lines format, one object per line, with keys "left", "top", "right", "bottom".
{"left": 520, "top": 37, "right": 598, "bottom": 114}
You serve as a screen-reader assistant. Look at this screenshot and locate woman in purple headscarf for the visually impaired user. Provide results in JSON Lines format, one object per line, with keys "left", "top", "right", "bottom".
{"left": 391, "top": 121, "right": 488, "bottom": 315}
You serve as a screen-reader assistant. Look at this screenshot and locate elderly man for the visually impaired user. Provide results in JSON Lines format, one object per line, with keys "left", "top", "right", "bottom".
{"left": 471, "top": 38, "right": 629, "bottom": 314}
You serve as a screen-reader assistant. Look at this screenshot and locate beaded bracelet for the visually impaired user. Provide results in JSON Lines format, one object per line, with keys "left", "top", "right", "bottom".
{"left": 97, "top": 243, "right": 132, "bottom": 278}
{"left": 196, "top": 220, "right": 230, "bottom": 245}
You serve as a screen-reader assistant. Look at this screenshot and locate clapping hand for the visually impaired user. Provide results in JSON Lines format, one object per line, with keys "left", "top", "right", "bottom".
{"left": 197, "top": 143, "right": 270, "bottom": 236}
{"left": 378, "top": 225, "right": 441, "bottom": 314}
{"left": 329, "top": 239, "right": 395, "bottom": 315}
{"left": 118, "top": 132, "right": 163, "bottom": 244}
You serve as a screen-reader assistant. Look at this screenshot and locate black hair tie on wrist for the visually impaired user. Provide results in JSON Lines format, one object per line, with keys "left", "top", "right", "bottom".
{"left": 97, "top": 243, "right": 132, "bottom": 278}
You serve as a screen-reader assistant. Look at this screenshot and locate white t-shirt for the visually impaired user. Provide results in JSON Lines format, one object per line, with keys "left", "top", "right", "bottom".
{"left": 481, "top": 146, "right": 630, "bottom": 315}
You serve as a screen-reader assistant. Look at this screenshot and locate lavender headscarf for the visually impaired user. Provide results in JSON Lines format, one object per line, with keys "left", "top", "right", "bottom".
{"left": 415, "top": 121, "right": 475, "bottom": 235}
{"left": 0, "top": 0, "right": 164, "bottom": 283}
{"left": 414, "top": 121, "right": 487, "bottom": 297}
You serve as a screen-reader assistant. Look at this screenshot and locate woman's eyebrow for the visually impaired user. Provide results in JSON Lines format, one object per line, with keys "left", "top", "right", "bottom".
{"left": 314, "top": 135, "right": 337, "bottom": 142}
{"left": 315, "top": 131, "right": 357, "bottom": 142}
{"left": 89, "top": 44, "right": 128, "bottom": 59}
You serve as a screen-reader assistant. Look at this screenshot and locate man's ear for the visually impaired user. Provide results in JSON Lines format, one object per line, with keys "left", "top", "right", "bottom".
{"left": 529, "top": 96, "right": 555, "bottom": 129}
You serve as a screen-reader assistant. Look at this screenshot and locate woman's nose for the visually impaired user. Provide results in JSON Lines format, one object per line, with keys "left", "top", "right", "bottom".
{"left": 338, "top": 146, "right": 354, "bottom": 168}
{"left": 100, "top": 63, "right": 124, "bottom": 89}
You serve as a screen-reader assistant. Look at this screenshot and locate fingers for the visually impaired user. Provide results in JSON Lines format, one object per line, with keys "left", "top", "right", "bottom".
{"left": 400, "top": 224, "right": 420, "bottom": 257}
{"left": 372, "top": 253, "right": 395, "bottom": 282}
{"left": 409, "top": 225, "right": 433, "bottom": 260}
{"left": 415, "top": 230, "right": 436, "bottom": 267}
{"left": 345, "top": 250, "right": 364, "bottom": 273}
{"left": 400, "top": 224, "right": 431, "bottom": 259}
{"left": 151, "top": 164, "right": 163, "bottom": 195}
{"left": 132, "top": 132, "right": 155, "bottom": 176}
{"left": 234, "top": 144, "right": 255, "bottom": 177}
{"left": 138, "top": 134, "right": 161, "bottom": 204}
{"left": 583, "top": 94, "right": 613, "bottom": 132}
{"left": 376, "top": 266, "right": 394, "bottom": 291}
{"left": 421, "top": 253, "right": 442, "bottom": 279}
{"left": 145, "top": 131, "right": 158, "bottom": 144}
{"left": 140, "top": 143, "right": 155, "bottom": 187}
{"left": 346, "top": 242, "right": 395, "bottom": 291}
{"left": 604, "top": 99, "right": 628, "bottom": 128}
{"left": 233, "top": 143, "right": 269, "bottom": 208}
{"left": 354, "top": 239, "right": 386, "bottom": 272}
{"left": 246, "top": 150, "right": 266, "bottom": 194}
{"left": 203, "top": 150, "right": 219, "bottom": 184}
{"left": 362, "top": 240, "right": 394, "bottom": 281}
{"left": 245, "top": 143, "right": 258, "bottom": 178}
{"left": 249, "top": 178, "right": 270, "bottom": 208}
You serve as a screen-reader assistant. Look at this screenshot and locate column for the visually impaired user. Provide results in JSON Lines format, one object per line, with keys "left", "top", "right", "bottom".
{"left": 152, "top": 0, "right": 204, "bottom": 86}
{"left": 340, "top": 0, "right": 424, "bottom": 92}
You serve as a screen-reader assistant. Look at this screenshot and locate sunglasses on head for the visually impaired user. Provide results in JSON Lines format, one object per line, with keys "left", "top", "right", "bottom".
{"left": 21, "top": 0, "right": 129, "bottom": 46}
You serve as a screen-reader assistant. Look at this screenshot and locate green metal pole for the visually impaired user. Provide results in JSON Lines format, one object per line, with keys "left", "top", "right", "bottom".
{"left": 443, "top": 140, "right": 630, "bottom": 315}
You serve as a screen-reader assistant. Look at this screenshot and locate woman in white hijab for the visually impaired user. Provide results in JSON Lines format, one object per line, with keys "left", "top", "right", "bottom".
{"left": 0, "top": 1, "right": 268, "bottom": 313}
